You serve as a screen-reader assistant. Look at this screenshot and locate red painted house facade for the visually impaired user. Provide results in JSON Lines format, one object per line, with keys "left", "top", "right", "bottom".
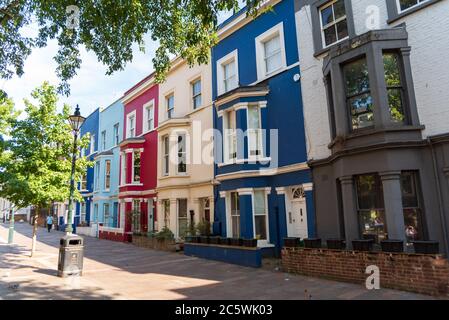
{"left": 117, "top": 74, "right": 159, "bottom": 241}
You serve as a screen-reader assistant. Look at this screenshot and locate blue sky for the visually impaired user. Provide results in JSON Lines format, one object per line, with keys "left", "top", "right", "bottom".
{"left": 1, "top": 7, "right": 240, "bottom": 118}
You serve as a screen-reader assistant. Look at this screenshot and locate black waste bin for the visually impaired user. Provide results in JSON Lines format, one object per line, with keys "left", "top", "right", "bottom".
{"left": 58, "top": 234, "right": 84, "bottom": 278}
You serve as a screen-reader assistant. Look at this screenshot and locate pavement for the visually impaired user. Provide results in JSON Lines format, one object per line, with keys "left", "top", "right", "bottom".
{"left": 0, "top": 222, "right": 439, "bottom": 300}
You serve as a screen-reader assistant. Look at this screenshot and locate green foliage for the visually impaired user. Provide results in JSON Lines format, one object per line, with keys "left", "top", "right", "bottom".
{"left": 0, "top": 82, "right": 92, "bottom": 209}
{"left": 0, "top": 0, "right": 268, "bottom": 95}
{"left": 196, "top": 219, "right": 211, "bottom": 236}
{"left": 155, "top": 226, "right": 175, "bottom": 240}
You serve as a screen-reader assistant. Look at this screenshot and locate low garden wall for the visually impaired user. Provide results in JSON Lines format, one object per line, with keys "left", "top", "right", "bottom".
{"left": 184, "top": 243, "right": 262, "bottom": 268}
{"left": 132, "top": 234, "right": 177, "bottom": 252}
{"left": 99, "top": 228, "right": 131, "bottom": 242}
{"left": 282, "top": 247, "right": 449, "bottom": 297}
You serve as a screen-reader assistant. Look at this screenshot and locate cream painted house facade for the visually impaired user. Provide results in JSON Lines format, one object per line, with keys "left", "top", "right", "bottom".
{"left": 157, "top": 58, "right": 215, "bottom": 239}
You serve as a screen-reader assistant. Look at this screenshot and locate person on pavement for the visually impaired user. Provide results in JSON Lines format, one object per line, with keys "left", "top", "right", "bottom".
{"left": 46, "top": 215, "right": 53, "bottom": 232}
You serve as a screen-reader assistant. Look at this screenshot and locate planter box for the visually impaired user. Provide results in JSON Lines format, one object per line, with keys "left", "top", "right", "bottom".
{"left": 352, "top": 239, "right": 374, "bottom": 252}
{"left": 209, "top": 236, "right": 220, "bottom": 245}
{"left": 327, "top": 238, "right": 346, "bottom": 250}
{"left": 219, "top": 237, "right": 230, "bottom": 246}
{"left": 230, "top": 238, "right": 243, "bottom": 246}
{"left": 185, "top": 243, "right": 262, "bottom": 268}
{"left": 381, "top": 240, "right": 404, "bottom": 253}
{"left": 412, "top": 241, "right": 440, "bottom": 254}
{"left": 242, "top": 239, "right": 257, "bottom": 248}
{"left": 132, "top": 235, "right": 177, "bottom": 252}
{"left": 199, "top": 236, "right": 210, "bottom": 244}
{"left": 304, "top": 238, "right": 322, "bottom": 249}
{"left": 284, "top": 237, "right": 301, "bottom": 248}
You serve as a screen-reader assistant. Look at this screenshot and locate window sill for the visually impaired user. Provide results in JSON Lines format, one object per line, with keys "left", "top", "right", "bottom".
{"left": 119, "top": 183, "right": 143, "bottom": 187}
{"left": 387, "top": 0, "right": 442, "bottom": 24}
{"left": 257, "top": 241, "right": 275, "bottom": 248}
{"left": 218, "top": 157, "right": 271, "bottom": 167}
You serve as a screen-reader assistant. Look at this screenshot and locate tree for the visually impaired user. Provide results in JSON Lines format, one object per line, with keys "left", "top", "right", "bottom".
{"left": 0, "top": 0, "right": 268, "bottom": 96}
{"left": 0, "top": 82, "right": 91, "bottom": 256}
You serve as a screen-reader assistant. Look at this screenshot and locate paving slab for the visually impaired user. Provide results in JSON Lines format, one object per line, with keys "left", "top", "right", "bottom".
{"left": 0, "top": 222, "right": 441, "bottom": 300}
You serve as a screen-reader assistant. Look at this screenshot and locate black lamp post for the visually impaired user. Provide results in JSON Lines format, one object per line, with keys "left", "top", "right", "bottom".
{"left": 66, "top": 105, "right": 85, "bottom": 234}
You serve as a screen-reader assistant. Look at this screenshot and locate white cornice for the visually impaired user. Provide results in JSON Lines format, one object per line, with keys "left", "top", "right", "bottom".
{"left": 215, "top": 91, "right": 269, "bottom": 108}
{"left": 216, "top": 162, "right": 310, "bottom": 181}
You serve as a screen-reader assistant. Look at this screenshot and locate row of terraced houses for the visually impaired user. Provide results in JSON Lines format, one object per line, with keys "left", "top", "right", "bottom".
{"left": 58, "top": 0, "right": 449, "bottom": 260}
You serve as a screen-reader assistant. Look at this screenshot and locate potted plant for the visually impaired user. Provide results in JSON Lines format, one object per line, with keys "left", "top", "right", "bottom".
{"left": 352, "top": 239, "right": 374, "bottom": 252}
{"left": 380, "top": 239, "right": 404, "bottom": 253}
{"left": 196, "top": 219, "right": 211, "bottom": 237}
{"left": 242, "top": 238, "right": 257, "bottom": 247}
{"left": 304, "top": 238, "right": 322, "bottom": 249}
{"left": 412, "top": 241, "right": 439, "bottom": 254}
{"left": 327, "top": 238, "right": 346, "bottom": 250}
{"left": 230, "top": 238, "right": 243, "bottom": 246}
{"left": 284, "top": 237, "right": 301, "bottom": 247}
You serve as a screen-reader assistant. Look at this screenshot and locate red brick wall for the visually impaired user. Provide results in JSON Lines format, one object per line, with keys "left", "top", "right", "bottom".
{"left": 282, "top": 247, "right": 449, "bottom": 297}
{"left": 99, "top": 230, "right": 130, "bottom": 243}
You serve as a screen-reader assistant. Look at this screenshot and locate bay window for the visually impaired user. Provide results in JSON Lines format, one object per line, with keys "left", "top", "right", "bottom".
{"left": 177, "top": 134, "right": 187, "bottom": 174}
{"left": 401, "top": 171, "right": 425, "bottom": 242}
{"left": 355, "top": 174, "right": 387, "bottom": 243}
{"left": 121, "top": 153, "right": 127, "bottom": 185}
{"left": 163, "top": 136, "right": 169, "bottom": 176}
{"left": 383, "top": 52, "right": 406, "bottom": 124}
{"left": 133, "top": 151, "right": 141, "bottom": 183}
{"left": 343, "top": 57, "right": 374, "bottom": 131}
{"left": 105, "top": 160, "right": 111, "bottom": 190}
{"left": 253, "top": 190, "right": 268, "bottom": 241}
{"left": 230, "top": 192, "right": 240, "bottom": 238}
{"left": 178, "top": 199, "right": 188, "bottom": 238}
{"left": 224, "top": 110, "right": 237, "bottom": 162}
{"left": 247, "top": 105, "right": 262, "bottom": 157}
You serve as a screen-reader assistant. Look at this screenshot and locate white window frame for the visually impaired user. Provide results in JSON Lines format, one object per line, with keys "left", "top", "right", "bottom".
{"left": 255, "top": 22, "right": 287, "bottom": 80}
{"left": 176, "top": 133, "right": 187, "bottom": 175}
{"left": 94, "top": 161, "right": 100, "bottom": 191}
{"left": 101, "top": 130, "right": 106, "bottom": 151}
{"left": 143, "top": 99, "right": 155, "bottom": 133}
{"left": 162, "top": 135, "right": 170, "bottom": 176}
{"left": 120, "top": 152, "right": 127, "bottom": 185}
{"left": 247, "top": 104, "right": 264, "bottom": 160}
{"left": 80, "top": 174, "right": 87, "bottom": 191}
{"left": 319, "top": 0, "right": 349, "bottom": 49}
{"left": 177, "top": 198, "right": 188, "bottom": 238}
{"left": 223, "top": 110, "right": 237, "bottom": 163}
{"left": 90, "top": 134, "right": 96, "bottom": 154}
{"left": 113, "top": 123, "right": 120, "bottom": 146}
{"left": 252, "top": 189, "right": 270, "bottom": 245}
{"left": 132, "top": 149, "right": 142, "bottom": 184}
{"left": 216, "top": 49, "right": 239, "bottom": 96}
{"left": 80, "top": 202, "right": 86, "bottom": 222}
{"left": 191, "top": 78, "right": 202, "bottom": 110}
{"left": 126, "top": 110, "right": 137, "bottom": 139}
{"left": 104, "top": 160, "right": 111, "bottom": 191}
{"left": 166, "top": 93, "right": 175, "bottom": 120}
{"left": 226, "top": 191, "right": 241, "bottom": 238}
{"left": 396, "top": 0, "right": 430, "bottom": 13}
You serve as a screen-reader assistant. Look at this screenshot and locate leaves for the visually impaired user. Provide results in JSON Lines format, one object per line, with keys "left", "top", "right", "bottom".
{"left": 0, "top": 0, "right": 265, "bottom": 94}
{"left": 0, "top": 82, "right": 92, "bottom": 209}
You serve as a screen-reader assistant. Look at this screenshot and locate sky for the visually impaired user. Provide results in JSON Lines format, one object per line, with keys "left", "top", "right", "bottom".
{"left": 1, "top": 6, "right": 240, "bottom": 119}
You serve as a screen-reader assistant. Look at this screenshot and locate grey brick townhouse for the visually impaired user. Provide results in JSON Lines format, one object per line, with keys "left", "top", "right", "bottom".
{"left": 294, "top": 0, "right": 449, "bottom": 253}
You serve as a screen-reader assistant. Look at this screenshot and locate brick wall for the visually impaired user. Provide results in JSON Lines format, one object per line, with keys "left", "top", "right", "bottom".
{"left": 132, "top": 235, "right": 177, "bottom": 252}
{"left": 99, "top": 230, "right": 129, "bottom": 242}
{"left": 282, "top": 247, "right": 449, "bottom": 297}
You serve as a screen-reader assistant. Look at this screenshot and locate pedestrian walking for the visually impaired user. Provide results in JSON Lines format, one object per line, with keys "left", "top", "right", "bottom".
{"left": 46, "top": 215, "right": 53, "bottom": 232}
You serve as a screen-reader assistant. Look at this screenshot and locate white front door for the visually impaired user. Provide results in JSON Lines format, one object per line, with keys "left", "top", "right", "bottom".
{"left": 289, "top": 200, "right": 308, "bottom": 238}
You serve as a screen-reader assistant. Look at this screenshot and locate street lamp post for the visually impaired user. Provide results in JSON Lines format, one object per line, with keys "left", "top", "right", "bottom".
{"left": 66, "top": 105, "right": 85, "bottom": 234}
{"left": 57, "top": 105, "right": 86, "bottom": 278}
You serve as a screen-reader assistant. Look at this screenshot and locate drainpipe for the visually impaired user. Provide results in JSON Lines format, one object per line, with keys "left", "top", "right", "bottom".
{"left": 428, "top": 137, "right": 449, "bottom": 257}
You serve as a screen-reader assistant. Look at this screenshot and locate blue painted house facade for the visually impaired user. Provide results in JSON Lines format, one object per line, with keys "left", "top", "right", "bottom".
{"left": 75, "top": 108, "right": 100, "bottom": 227}
{"left": 212, "top": 0, "right": 315, "bottom": 253}
{"left": 91, "top": 99, "right": 123, "bottom": 229}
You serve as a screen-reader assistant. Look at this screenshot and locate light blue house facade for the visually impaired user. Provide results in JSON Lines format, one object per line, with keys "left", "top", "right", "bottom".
{"left": 212, "top": 0, "right": 315, "bottom": 254}
{"left": 91, "top": 99, "right": 123, "bottom": 229}
{"left": 75, "top": 108, "right": 100, "bottom": 227}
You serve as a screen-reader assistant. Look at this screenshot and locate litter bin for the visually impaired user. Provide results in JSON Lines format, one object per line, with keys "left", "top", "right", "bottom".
{"left": 57, "top": 234, "right": 84, "bottom": 277}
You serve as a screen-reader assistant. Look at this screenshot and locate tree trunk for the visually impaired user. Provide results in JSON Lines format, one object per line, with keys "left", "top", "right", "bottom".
{"left": 30, "top": 206, "right": 38, "bottom": 257}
